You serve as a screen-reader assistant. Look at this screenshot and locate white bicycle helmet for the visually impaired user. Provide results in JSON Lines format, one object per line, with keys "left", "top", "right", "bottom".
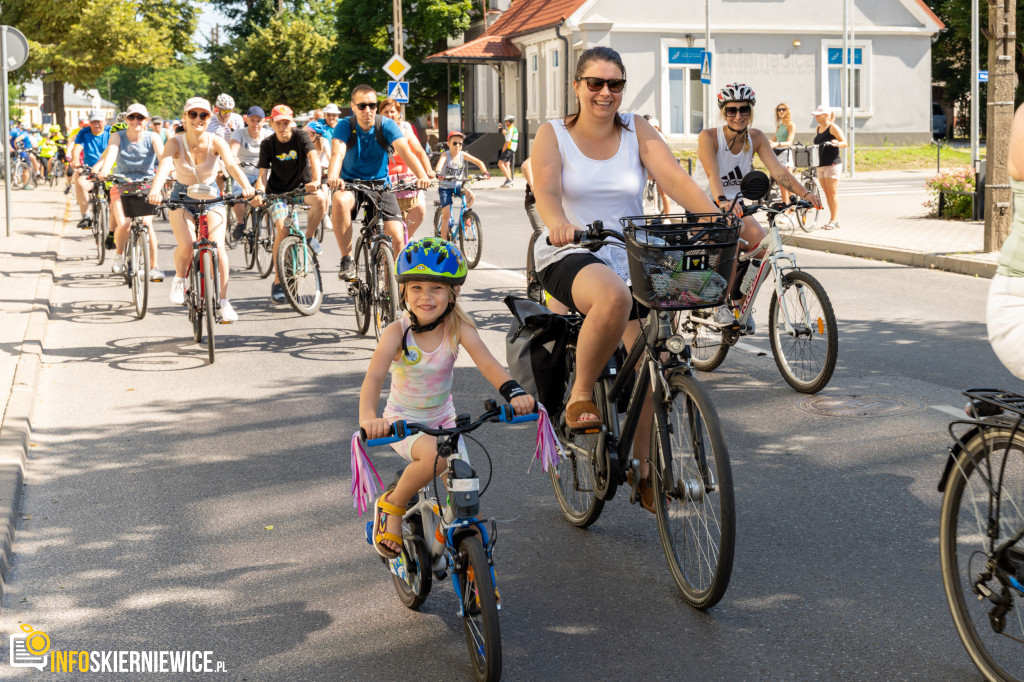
{"left": 215, "top": 93, "right": 235, "bottom": 110}
{"left": 717, "top": 83, "right": 756, "bottom": 108}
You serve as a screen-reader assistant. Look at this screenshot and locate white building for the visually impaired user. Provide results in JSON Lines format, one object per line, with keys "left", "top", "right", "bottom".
{"left": 15, "top": 79, "right": 118, "bottom": 130}
{"left": 428, "top": 0, "right": 944, "bottom": 158}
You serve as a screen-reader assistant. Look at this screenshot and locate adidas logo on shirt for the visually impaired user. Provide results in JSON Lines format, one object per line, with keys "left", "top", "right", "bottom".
{"left": 721, "top": 166, "right": 742, "bottom": 187}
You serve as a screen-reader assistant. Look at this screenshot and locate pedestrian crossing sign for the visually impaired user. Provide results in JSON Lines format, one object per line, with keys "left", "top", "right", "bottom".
{"left": 387, "top": 80, "right": 410, "bottom": 104}
{"left": 700, "top": 51, "right": 711, "bottom": 85}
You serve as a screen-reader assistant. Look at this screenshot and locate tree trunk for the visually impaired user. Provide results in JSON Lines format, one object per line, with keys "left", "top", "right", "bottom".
{"left": 50, "top": 79, "right": 67, "bottom": 133}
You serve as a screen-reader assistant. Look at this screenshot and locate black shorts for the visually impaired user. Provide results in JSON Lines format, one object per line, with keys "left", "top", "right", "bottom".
{"left": 499, "top": 149, "right": 514, "bottom": 164}
{"left": 538, "top": 253, "right": 649, "bottom": 320}
{"left": 346, "top": 183, "right": 402, "bottom": 223}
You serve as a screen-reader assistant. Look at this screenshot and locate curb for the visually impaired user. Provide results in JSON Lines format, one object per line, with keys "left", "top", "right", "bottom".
{"left": 0, "top": 196, "right": 67, "bottom": 600}
{"left": 783, "top": 233, "right": 998, "bottom": 278}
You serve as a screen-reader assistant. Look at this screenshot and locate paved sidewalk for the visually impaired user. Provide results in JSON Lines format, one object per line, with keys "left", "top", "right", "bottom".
{"left": 0, "top": 183, "right": 71, "bottom": 599}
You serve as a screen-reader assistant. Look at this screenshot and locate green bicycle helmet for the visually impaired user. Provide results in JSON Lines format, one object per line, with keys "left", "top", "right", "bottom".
{"left": 396, "top": 237, "right": 468, "bottom": 286}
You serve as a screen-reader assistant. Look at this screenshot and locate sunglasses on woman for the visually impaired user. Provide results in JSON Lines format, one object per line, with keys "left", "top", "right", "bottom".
{"left": 354, "top": 102, "right": 378, "bottom": 111}
{"left": 724, "top": 105, "right": 752, "bottom": 117}
{"left": 776, "top": 107, "right": 788, "bottom": 112}
{"left": 126, "top": 114, "right": 145, "bottom": 121}
{"left": 579, "top": 77, "right": 626, "bottom": 93}
{"left": 186, "top": 110, "right": 211, "bottom": 121}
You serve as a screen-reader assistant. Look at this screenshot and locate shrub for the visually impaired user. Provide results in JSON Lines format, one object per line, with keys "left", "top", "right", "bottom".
{"left": 924, "top": 166, "right": 976, "bottom": 220}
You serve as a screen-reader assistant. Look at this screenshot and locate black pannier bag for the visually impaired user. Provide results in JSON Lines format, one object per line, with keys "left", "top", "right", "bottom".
{"left": 503, "top": 296, "right": 571, "bottom": 416}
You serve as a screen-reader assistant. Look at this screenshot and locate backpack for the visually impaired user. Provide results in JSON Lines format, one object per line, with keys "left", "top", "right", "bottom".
{"left": 504, "top": 296, "right": 571, "bottom": 416}
{"left": 344, "top": 114, "right": 392, "bottom": 154}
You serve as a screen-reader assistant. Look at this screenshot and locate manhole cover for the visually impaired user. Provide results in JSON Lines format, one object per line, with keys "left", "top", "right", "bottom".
{"left": 797, "top": 395, "right": 922, "bottom": 418}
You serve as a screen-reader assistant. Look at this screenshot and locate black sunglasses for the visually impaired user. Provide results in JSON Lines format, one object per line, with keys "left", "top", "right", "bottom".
{"left": 724, "top": 105, "right": 752, "bottom": 117}
{"left": 776, "top": 107, "right": 788, "bottom": 112}
{"left": 579, "top": 77, "right": 626, "bottom": 93}
{"left": 186, "top": 110, "right": 211, "bottom": 121}
{"left": 354, "top": 102, "right": 378, "bottom": 111}
{"left": 126, "top": 114, "right": 145, "bottom": 121}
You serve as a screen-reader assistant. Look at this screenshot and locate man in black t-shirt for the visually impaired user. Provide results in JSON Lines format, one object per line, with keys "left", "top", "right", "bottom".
{"left": 252, "top": 104, "right": 326, "bottom": 304}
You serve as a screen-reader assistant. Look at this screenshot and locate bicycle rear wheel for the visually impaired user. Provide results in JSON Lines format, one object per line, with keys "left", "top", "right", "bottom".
{"left": 202, "top": 250, "right": 216, "bottom": 364}
{"left": 940, "top": 426, "right": 1024, "bottom": 681}
{"left": 129, "top": 226, "right": 150, "bottom": 319}
{"left": 255, "top": 209, "right": 275, "bottom": 278}
{"left": 460, "top": 210, "right": 483, "bottom": 268}
{"left": 652, "top": 372, "right": 734, "bottom": 609}
{"left": 373, "top": 245, "right": 400, "bottom": 339}
{"left": 242, "top": 206, "right": 258, "bottom": 270}
{"left": 432, "top": 206, "right": 444, "bottom": 239}
{"left": 677, "top": 310, "right": 730, "bottom": 372}
{"left": 278, "top": 234, "right": 323, "bottom": 315}
{"left": 390, "top": 519, "right": 432, "bottom": 610}
{"left": 458, "top": 535, "right": 501, "bottom": 681}
{"left": 768, "top": 270, "right": 838, "bottom": 393}
{"left": 224, "top": 202, "right": 239, "bottom": 249}
{"left": 93, "top": 200, "right": 107, "bottom": 266}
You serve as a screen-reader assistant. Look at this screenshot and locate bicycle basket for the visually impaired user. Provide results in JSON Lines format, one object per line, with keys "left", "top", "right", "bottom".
{"left": 121, "top": 181, "right": 157, "bottom": 218}
{"left": 792, "top": 144, "right": 819, "bottom": 168}
{"left": 620, "top": 213, "right": 741, "bottom": 311}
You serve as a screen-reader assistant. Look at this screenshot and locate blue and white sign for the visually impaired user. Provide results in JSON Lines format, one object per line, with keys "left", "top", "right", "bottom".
{"left": 668, "top": 47, "right": 704, "bottom": 66}
{"left": 387, "top": 80, "right": 409, "bottom": 104}
{"left": 979, "top": 70, "right": 989, "bottom": 83}
{"left": 827, "top": 47, "right": 862, "bottom": 65}
{"left": 700, "top": 51, "right": 711, "bottom": 85}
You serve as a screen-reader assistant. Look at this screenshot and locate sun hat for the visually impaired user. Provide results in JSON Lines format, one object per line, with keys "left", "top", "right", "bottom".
{"left": 270, "top": 104, "right": 294, "bottom": 121}
{"left": 183, "top": 97, "right": 212, "bottom": 114}
{"left": 811, "top": 104, "right": 831, "bottom": 116}
{"left": 246, "top": 105, "right": 266, "bottom": 118}
{"left": 125, "top": 103, "right": 149, "bottom": 118}
{"left": 323, "top": 103, "right": 341, "bottom": 114}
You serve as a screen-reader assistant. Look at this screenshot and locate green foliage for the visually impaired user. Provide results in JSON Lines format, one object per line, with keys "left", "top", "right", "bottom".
{"left": 207, "top": 0, "right": 338, "bottom": 40}
{"left": 924, "top": 166, "right": 976, "bottom": 219}
{"left": 327, "top": 0, "right": 474, "bottom": 116}
{"left": 94, "top": 61, "right": 211, "bottom": 119}
{"left": 217, "top": 14, "right": 333, "bottom": 112}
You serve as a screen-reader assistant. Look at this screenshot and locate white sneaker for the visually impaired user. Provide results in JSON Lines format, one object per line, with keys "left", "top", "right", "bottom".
{"left": 149, "top": 268, "right": 164, "bottom": 282}
{"left": 170, "top": 277, "right": 186, "bottom": 305}
{"left": 714, "top": 304, "right": 737, "bottom": 326}
{"left": 307, "top": 237, "right": 323, "bottom": 255}
{"left": 219, "top": 299, "right": 237, "bottom": 323}
{"left": 111, "top": 254, "right": 125, "bottom": 275}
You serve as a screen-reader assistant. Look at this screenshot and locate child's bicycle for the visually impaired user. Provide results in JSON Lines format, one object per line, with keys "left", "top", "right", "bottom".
{"left": 432, "top": 175, "right": 485, "bottom": 268}
{"left": 262, "top": 188, "right": 324, "bottom": 316}
{"left": 939, "top": 388, "right": 1024, "bottom": 682}
{"left": 360, "top": 401, "right": 539, "bottom": 682}
{"left": 677, "top": 170, "right": 838, "bottom": 394}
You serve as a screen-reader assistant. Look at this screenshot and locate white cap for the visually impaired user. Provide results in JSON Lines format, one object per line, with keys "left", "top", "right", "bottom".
{"left": 183, "top": 97, "right": 212, "bottom": 114}
{"left": 88, "top": 110, "right": 105, "bottom": 122}
{"left": 811, "top": 104, "right": 830, "bottom": 116}
{"left": 323, "top": 103, "right": 341, "bottom": 114}
{"left": 125, "top": 103, "right": 149, "bottom": 118}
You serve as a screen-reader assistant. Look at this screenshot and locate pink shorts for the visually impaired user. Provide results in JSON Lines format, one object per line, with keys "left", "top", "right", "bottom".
{"left": 818, "top": 164, "right": 843, "bottom": 180}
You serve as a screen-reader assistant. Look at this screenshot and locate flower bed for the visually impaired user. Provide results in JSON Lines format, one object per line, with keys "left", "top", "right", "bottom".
{"left": 924, "top": 167, "right": 976, "bottom": 219}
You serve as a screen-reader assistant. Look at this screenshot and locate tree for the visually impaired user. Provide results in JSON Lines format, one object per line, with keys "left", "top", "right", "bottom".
{"left": 327, "top": 0, "right": 474, "bottom": 117}
{"left": 218, "top": 15, "right": 333, "bottom": 112}
{"left": 94, "top": 61, "right": 211, "bottom": 119}
{"left": 4, "top": 0, "right": 198, "bottom": 130}
{"left": 206, "top": 0, "right": 338, "bottom": 40}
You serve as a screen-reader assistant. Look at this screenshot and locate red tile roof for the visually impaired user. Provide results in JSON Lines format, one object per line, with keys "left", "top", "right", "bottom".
{"left": 487, "top": 0, "right": 588, "bottom": 38}
{"left": 426, "top": 34, "right": 521, "bottom": 63}
{"left": 912, "top": 0, "right": 945, "bottom": 30}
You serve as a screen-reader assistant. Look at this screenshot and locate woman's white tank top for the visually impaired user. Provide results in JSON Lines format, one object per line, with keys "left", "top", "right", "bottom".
{"left": 713, "top": 125, "right": 754, "bottom": 200}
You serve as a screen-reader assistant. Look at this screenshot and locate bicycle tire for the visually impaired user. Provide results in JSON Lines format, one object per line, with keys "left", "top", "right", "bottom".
{"left": 130, "top": 226, "right": 150, "bottom": 319}
{"left": 460, "top": 210, "right": 483, "bottom": 269}
{"left": 10, "top": 160, "right": 26, "bottom": 190}
{"left": 202, "top": 250, "right": 216, "bottom": 364}
{"left": 940, "top": 426, "right": 1024, "bottom": 682}
{"left": 255, "top": 209, "right": 275, "bottom": 278}
{"left": 94, "top": 200, "right": 107, "bottom": 266}
{"left": 678, "top": 310, "right": 730, "bottom": 372}
{"left": 795, "top": 179, "right": 820, "bottom": 232}
{"left": 315, "top": 213, "right": 326, "bottom": 244}
{"left": 549, "top": 351, "right": 606, "bottom": 528}
{"left": 391, "top": 518, "right": 432, "bottom": 610}
{"left": 373, "top": 245, "right": 400, "bottom": 339}
{"left": 458, "top": 535, "right": 501, "bottom": 681}
{"left": 189, "top": 256, "right": 203, "bottom": 343}
{"left": 242, "top": 206, "right": 258, "bottom": 270}
{"left": 352, "top": 238, "right": 372, "bottom": 335}
{"left": 432, "top": 206, "right": 445, "bottom": 240}
{"left": 768, "top": 270, "right": 838, "bottom": 394}
{"left": 224, "top": 201, "right": 239, "bottom": 249}
{"left": 652, "top": 372, "right": 735, "bottom": 609}
{"left": 278, "top": 234, "right": 323, "bottom": 315}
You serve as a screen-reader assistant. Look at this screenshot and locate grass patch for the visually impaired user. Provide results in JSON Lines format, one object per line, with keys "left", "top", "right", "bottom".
{"left": 673, "top": 142, "right": 983, "bottom": 173}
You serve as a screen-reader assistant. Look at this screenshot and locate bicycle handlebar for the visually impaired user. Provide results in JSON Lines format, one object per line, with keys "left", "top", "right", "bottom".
{"left": 362, "top": 403, "right": 538, "bottom": 447}
{"left": 160, "top": 190, "right": 261, "bottom": 211}
{"left": 262, "top": 187, "right": 315, "bottom": 201}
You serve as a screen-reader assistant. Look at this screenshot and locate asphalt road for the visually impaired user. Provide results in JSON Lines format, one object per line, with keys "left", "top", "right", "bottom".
{"left": 2, "top": 186, "right": 1022, "bottom": 681}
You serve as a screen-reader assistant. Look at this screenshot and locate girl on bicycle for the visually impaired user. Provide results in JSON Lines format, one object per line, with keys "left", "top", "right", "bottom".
{"left": 435, "top": 131, "right": 490, "bottom": 241}
{"left": 359, "top": 237, "right": 535, "bottom": 559}
{"left": 698, "top": 83, "right": 822, "bottom": 326}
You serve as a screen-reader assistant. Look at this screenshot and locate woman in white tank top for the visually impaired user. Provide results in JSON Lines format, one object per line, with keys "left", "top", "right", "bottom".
{"left": 532, "top": 47, "right": 719, "bottom": 510}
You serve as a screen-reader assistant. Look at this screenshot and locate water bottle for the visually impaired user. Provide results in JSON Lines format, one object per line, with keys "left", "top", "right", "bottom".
{"left": 740, "top": 258, "right": 761, "bottom": 298}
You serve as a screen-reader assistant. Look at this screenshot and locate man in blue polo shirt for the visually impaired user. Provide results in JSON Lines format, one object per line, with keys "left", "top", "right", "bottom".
{"left": 69, "top": 110, "right": 112, "bottom": 228}
{"left": 326, "top": 84, "right": 430, "bottom": 280}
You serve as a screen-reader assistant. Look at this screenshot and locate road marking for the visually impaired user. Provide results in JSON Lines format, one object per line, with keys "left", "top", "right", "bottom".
{"left": 930, "top": 404, "right": 964, "bottom": 418}
{"left": 477, "top": 260, "right": 526, "bottom": 280}
{"left": 734, "top": 341, "right": 767, "bottom": 355}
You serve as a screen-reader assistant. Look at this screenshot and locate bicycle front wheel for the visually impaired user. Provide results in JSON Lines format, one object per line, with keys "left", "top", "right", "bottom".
{"left": 242, "top": 207, "right": 258, "bottom": 270}
{"left": 432, "top": 206, "right": 444, "bottom": 239}
{"left": 352, "top": 239, "right": 372, "bottom": 335}
{"left": 458, "top": 535, "right": 501, "bottom": 682}
{"left": 94, "top": 201, "right": 107, "bottom": 266}
{"left": 460, "top": 210, "right": 483, "bottom": 268}
{"left": 189, "top": 259, "right": 203, "bottom": 343}
{"left": 224, "top": 203, "right": 238, "bottom": 249}
{"left": 768, "top": 270, "right": 838, "bottom": 394}
{"left": 129, "top": 227, "right": 150, "bottom": 319}
{"left": 652, "top": 372, "right": 734, "bottom": 609}
{"left": 255, "top": 209, "right": 275, "bottom": 278}
{"left": 677, "top": 310, "right": 730, "bottom": 372}
{"left": 202, "top": 250, "right": 216, "bottom": 364}
{"left": 373, "top": 245, "right": 400, "bottom": 339}
{"left": 941, "top": 426, "right": 1024, "bottom": 681}
{"left": 278, "top": 235, "right": 323, "bottom": 315}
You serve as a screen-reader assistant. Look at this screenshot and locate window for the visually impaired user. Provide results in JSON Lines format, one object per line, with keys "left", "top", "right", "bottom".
{"left": 820, "top": 41, "right": 871, "bottom": 114}
{"left": 527, "top": 50, "right": 538, "bottom": 117}
{"left": 547, "top": 48, "right": 561, "bottom": 117}
{"left": 662, "top": 41, "right": 706, "bottom": 136}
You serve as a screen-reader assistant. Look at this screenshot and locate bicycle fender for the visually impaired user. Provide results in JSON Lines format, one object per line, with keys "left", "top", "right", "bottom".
{"left": 938, "top": 424, "right": 983, "bottom": 493}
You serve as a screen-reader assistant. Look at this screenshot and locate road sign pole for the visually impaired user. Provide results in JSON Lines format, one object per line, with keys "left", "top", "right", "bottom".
{"left": 2, "top": 26, "right": 12, "bottom": 238}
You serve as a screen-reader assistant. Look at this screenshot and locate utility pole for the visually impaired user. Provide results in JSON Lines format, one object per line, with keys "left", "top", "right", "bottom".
{"left": 971, "top": 0, "right": 979, "bottom": 169}
{"left": 393, "top": 0, "right": 403, "bottom": 56}
{"left": 984, "top": 0, "right": 1015, "bottom": 251}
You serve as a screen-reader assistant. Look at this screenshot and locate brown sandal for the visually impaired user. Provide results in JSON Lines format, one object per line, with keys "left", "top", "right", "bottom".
{"left": 565, "top": 400, "right": 603, "bottom": 432}
{"left": 627, "top": 470, "right": 656, "bottom": 514}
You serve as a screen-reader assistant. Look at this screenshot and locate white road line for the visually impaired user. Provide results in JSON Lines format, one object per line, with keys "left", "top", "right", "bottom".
{"left": 734, "top": 341, "right": 767, "bottom": 355}
{"left": 477, "top": 260, "right": 526, "bottom": 280}
{"left": 930, "top": 404, "right": 964, "bottom": 418}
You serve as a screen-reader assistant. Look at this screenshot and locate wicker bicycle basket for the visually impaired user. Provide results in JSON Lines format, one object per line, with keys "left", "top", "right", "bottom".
{"left": 121, "top": 181, "right": 157, "bottom": 218}
{"left": 620, "top": 213, "right": 741, "bottom": 311}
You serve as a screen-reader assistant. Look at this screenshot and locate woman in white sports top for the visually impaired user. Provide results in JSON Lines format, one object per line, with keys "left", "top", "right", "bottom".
{"left": 532, "top": 46, "right": 718, "bottom": 511}
{"left": 698, "top": 83, "right": 822, "bottom": 326}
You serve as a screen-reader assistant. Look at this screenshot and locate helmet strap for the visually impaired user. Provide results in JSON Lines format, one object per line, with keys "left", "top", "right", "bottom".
{"left": 402, "top": 302, "right": 455, "bottom": 358}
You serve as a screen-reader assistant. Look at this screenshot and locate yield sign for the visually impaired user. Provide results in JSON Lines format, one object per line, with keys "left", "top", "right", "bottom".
{"left": 382, "top": 54, "right": 411, "bottom": 81}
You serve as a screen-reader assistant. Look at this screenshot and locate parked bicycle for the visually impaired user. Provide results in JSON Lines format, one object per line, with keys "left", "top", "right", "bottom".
{"left": 262, "top": 187, "right": 324, "bottom": 315}
{"left": 432, "top": 175, "right": 484, "bottom": 268}
{"left": 790, "top": 143, "right": 822, "bottom": 232}
{"left": 9, "top": 149, "right": 39, "bottom": 190}
{"left": 642, "top": 175, "right": 665, "bottom": 215}
{"left": 84, "top": 171, "right": 111, "bottom": 266}
{"left": 361, "top": 401, "right": 539, "bottom": 682}
{"left": 678, "top": 171, "right": 838, "bottom": 394}
{"left": 346, "top": 180, "right": 416, "bottom": 339}
{"left": 538, "top": 215, "right": 739, "bottom": 608}
{"left": 939, "top": 388, "right": 1024, "bottom": 682}
{"left": 110, "top": 174, "right": 156, "bottom": 318}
